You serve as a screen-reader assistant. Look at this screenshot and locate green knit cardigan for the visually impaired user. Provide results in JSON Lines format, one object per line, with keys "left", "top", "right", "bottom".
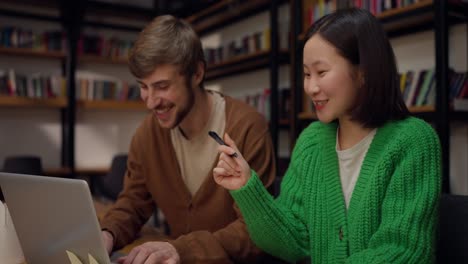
{"left": 231, "top": 117, "right": 441, "bottom": 263}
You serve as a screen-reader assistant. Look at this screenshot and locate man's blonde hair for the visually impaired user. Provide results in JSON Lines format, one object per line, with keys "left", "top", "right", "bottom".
{"left": 128, "top": 15, "right": 206, "bottom": 88}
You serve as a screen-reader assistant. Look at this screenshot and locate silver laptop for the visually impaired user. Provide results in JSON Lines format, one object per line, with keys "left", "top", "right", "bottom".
{"left": 0, "top": 172, "right": 112, "bottom": 264}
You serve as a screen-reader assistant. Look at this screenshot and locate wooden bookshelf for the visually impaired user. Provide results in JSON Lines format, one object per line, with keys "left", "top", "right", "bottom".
{"left": 0, "top": 0, "right": 59, "bottom": 10}
{"left": 44, "top": 167, "right": 109, "bottom": 177}
{"left": 186, "top": 0, "right": 232, "bottom": 24}
{"left": 299, "top": 0, "right": 436, "bottom": 40}
{"left": 0, "top": 96, "right": 67, "bottom": 108}
{"left": 44, "top": 167, "right": 72, "bottom": 177}
{"left": 279, "top": 118, "right": 290, "bottom": 126}
{"left": 207, "top": 50, "right": 269, "bottom": 70}
{"left": 190, "top": 0, "right": 271, "bottom": 35}
{"left": 79, "top": 54, "right": 128, "bottom": 65}
{"left": 298, "top": 111, "right": 317, "bottom": 120}
{"left": 78, "top": 99, "right": 146, "bottom": 110}
{"left": 205, "top": 50, "right": 289, "bottom": 81}
{"left": 377, "top": 0, "right": 432, "bottom": 19}
{"left": 86, "top": 1, "right": 154, "bottom": 21}
{"left": 408, "top": 105, "right": 435, "bottom": 113}
{"left": 379, "top": 0, "right": 434, "bottom": 35}
{"left": 0, "top": 47, "right": 66, "bottom": 59}
{"left": 76, "top": 167, "right": 109, "bottom": 175}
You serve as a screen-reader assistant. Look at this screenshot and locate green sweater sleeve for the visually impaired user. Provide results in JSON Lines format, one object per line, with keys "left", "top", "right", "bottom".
{"left": 346, "top": 120, "right": 441, "bottom": 263}
{"left": 231, "top": 163, "right": 310, "bottom": 262}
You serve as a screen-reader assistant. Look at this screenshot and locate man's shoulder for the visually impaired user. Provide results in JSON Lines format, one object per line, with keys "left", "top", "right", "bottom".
{"left": 133, "top": 112, "right": 166, "bottom": 140}
{"left": 224, "top": 95, "right": 267, "bottom": 125}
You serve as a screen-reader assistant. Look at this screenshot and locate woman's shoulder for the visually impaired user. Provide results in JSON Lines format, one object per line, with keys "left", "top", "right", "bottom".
{"left": 378, "top": 117, "right": 440, "bottom": 151}
{"left": 387, "top": 117, "right": 438, "bottom": 139}
{"left": 294, "top": 121, "right": 336, "bottom": 153}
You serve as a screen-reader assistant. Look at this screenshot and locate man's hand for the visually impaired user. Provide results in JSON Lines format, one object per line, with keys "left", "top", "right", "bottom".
{"left": 102, "top": 230, "right": 114, "bottom": 255}
{"left": 117, "top": 241, "right": 180, "bottom": 264}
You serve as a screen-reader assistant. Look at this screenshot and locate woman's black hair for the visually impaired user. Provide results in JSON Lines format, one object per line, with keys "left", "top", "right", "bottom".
{"left": 305, "top": 8, "right": 409, "bottom": 127}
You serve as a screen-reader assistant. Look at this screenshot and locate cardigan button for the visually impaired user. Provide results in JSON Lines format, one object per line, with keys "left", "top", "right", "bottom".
{"left": 339, "top": 227, "right": 343, "bottom": 241}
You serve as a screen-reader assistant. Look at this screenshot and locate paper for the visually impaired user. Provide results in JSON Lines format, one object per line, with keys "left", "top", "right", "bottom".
{"left": 66, "top": 250, "right": 83, "bottom": 264}
{"left": 0, "top": 202, "right": 25, "bottom": 263}
{"left": 66, "top": 250, "right": 100, "bottom": 264}
{"left": 88, "top": 253, "right": 99, "bottom": 264}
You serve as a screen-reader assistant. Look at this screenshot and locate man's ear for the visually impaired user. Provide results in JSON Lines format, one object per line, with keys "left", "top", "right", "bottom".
{"left": 194, "top": 61, "right": 205, "bottom": 85}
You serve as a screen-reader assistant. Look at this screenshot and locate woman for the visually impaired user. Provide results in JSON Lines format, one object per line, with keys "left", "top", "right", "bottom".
{"left": 213, "top": 8, "right": 441, "bottom": 263}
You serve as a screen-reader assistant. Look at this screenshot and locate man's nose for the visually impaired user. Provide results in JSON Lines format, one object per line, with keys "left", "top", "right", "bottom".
{"left": 146, "top": 89, "right": 161, "bottom": 109}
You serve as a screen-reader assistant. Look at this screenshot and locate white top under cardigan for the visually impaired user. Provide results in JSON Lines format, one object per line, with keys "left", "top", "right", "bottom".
{"left": 336, "top": 128, "right": 377, "bottom": 209}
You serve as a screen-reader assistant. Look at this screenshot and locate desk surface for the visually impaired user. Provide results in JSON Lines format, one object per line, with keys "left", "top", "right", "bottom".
{"left": 93, "top": 198, "right": 169, "bottom": 254}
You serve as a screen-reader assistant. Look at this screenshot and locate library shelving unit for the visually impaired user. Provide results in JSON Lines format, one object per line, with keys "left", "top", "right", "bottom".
{"left": 77, "top": 100, "right": 146, "bottom": 111}
{"left": 204, "top": 49, "right": 290, "bottom": 81}
{"left": 0, "top": 95, "right": 67, "bottom": 108}
{"left": 0, "top": 46, "right": 66, "bottom": 59}
{"left": 78, "top": 55, "right": 128, "bottom": 66}
{"left": 188, "top": 0, "right": 289, "bottom": 164}
{"left": 290, "top": 0, "right": 468, "bottom": 192}
{"left": 62, "top": 1, "right": 151, "bottom": 175}
{"left": 0, "top": 3, "right": 69, "bottom": 173}
{"left": 0, "top": 1, "right": 151, "bottom": 176}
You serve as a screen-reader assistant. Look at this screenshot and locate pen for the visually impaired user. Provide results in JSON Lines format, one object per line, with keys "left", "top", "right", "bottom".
{"left": 208, "top": 131, "right": 238, "bottom": 158}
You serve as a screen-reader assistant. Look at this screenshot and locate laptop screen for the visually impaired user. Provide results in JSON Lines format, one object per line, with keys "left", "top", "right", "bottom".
{"left": 0, "top": 173, "right": 111, "bottom": 264}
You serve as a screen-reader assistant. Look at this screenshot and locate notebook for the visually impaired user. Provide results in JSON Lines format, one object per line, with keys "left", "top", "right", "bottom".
{"left": 0, "top": 172, "right": 112, "bottom": 264}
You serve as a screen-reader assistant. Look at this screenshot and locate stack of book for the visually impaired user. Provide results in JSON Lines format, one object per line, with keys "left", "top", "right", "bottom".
{"left": 450, "top": 70, "right": 468, "bottom": 110}
{"left": 303, "top": 0, "right": 427, "bottom": 28}
{"left": 75, "top": 71, "right": 139, "bottom": 102}
{"left": 0, "top": 69, "right": 66, "bottom": 99}
{"left": 204, "top": 28, "right": 271, "bottom": 66}
{"left": 78, "top": 34, "right": 134, "bottom": 60}
{"left": 0, "top": 26, "right": 65, "bottom": 52}
{"left": 400, "top": 68, "right": 436, "bottom": 108}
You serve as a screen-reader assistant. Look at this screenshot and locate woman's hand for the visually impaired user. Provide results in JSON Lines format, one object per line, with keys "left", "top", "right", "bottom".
{"left": 213, "top": 133, "right": 251, "bottom": 190}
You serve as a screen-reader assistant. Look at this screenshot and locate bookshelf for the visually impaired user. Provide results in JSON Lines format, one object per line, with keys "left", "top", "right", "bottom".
{"left": 0, "top": 2, "right": 68, "bottom": 172}
{"left": 187, "top": 0, "right": 273, "bottom": 36}
{"left": 78, "top": 100, "right": 145, "bottom": 111}
{"left": 0, "top": 1, "right": 149, "bottom": 175}
{"left": 78, "top": 55, "right": 128, "bottom": 66}
{"left": 290, "top": 0, "right": 468, "bottom": 192}
{"left": 205, "top": 50, "right": 289, "bottom": 81}
{"left": 44, "top": 167, "right": 109, "bottom": 177}
{"left": 191, "top": 0, "right": 289, "bottom": 163}
{"left": 0, "top": 96, "right": 67, "bottom": 108}
{"left": 0, "top": 47, "right": 66, "bottom": 59}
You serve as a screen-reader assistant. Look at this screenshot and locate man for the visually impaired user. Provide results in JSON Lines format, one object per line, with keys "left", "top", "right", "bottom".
{"left": 99, "top": 15, "right": 276, "bottom": 264}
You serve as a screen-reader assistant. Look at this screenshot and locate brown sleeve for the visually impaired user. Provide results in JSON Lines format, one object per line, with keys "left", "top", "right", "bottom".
{"left": 170, "top": 117, "right": 276, "bottom": 263}
{"left": 99, "top": 130, "right": 155, "bottom": 250}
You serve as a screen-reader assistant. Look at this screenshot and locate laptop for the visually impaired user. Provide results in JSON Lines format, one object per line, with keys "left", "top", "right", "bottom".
{"left": 0, "top": 172, "right": 112, "bottom": 264}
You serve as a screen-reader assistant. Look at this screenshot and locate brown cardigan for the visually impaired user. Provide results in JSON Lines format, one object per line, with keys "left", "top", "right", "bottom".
{"left": 100, "top": 95, "right": 276, "bottom": 263}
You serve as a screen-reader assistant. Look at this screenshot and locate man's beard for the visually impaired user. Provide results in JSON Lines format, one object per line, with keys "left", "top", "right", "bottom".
{"left": 171, "top": 82, "right": 196, "bottom": 129}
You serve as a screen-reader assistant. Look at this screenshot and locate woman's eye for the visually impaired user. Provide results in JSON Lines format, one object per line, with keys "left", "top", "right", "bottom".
{"left": 318, "top": 71, "right": 326, "bottom": 76}
{"left": 304, "top": 73, "right": 311, "bottom": 79}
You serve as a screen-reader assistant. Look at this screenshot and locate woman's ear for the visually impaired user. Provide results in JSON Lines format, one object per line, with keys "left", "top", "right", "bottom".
{"left": 357, "top": 68, "right": 365, "bottom": 89}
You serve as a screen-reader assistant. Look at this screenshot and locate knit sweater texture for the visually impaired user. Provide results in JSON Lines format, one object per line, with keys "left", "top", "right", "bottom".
{"left": 231, "top": 117, "right": 441, "bottom": 263}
